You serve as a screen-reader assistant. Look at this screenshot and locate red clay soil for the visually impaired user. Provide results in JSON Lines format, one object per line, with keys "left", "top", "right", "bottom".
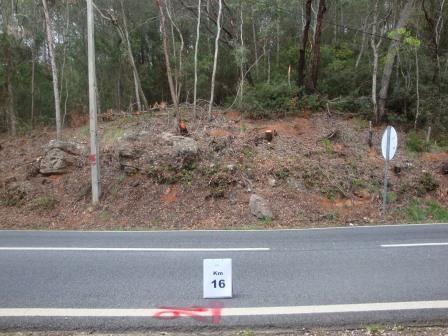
{"left": 0, "top": 111, "right": 447, "bottom": 230}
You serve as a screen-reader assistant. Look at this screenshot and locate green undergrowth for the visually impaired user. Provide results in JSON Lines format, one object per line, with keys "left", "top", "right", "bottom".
{"left": 405, "top": 199, "right": 448, "bottom": 222}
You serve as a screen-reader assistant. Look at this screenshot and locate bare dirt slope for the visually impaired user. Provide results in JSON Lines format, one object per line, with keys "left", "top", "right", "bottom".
{"left": 1, "top": 110, "right": 447, "bottom": 230}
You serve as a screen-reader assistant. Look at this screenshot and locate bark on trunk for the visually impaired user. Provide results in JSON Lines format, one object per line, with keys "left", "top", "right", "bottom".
{"left": 371, "top": 0, "right": 382, "bottom": 122}
{"left": 193, "top": 0, "right": 202, "bottom": 119}
{"left": 157, "top": 0, "right": 179, "bottom": 120}
{"left": 378, "top": 0, "right": 417, "bottom": 122}
{"left": 208, "top": 0, "right": 223, "bottom": 120}
{"left": 42, "top": 0, "right": 62, "bottom": 140}
{"left": 121, "top": 1, "right": 148, "bottom": 111}
{"left": 297, "top": 0, "right": 312, "bottom": 88}
{"left": 308, "top": 0, "right": 326, "bottom": 92}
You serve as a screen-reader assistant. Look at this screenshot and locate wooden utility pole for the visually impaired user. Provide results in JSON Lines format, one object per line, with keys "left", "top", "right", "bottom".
{"left": 87, "top": 0, "right": 100, "bottom": 204}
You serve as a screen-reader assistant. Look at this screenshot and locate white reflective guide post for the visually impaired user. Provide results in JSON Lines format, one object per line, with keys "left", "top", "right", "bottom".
{"left": 203, "top": 259, "right": 232, "bottom": 299}
{"left": 381, "top": 126, "right": 398, "bottom": 161}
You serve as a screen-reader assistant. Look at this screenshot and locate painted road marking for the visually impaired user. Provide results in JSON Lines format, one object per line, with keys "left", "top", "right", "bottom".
{"left": 1, "top": 300, "right": 448, "bottom": 317}
{"left": 0, "top": 247, "right": 270, "bottom": 252}
{"left": 381, "top": 242, "right": 448, "bottom": 248}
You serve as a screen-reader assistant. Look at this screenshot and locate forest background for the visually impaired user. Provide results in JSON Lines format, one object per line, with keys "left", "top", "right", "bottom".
{"left": 0, "top": 0, "right": 447, "bottom": 140}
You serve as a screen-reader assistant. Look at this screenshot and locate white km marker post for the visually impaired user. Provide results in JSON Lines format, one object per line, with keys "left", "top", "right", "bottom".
{"left": 203, "top": 259, "right": 232, "bottom": 299}
{"left": 381, "top": 126, "right": 398, "bottom": 216}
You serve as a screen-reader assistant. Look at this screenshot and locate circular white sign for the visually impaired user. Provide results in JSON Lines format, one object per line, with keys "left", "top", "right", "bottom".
{"left": 381, "top": 126, "right": 398, "bottom": 161}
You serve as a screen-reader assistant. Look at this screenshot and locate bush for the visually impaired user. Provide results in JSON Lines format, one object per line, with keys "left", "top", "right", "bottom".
{"left": 406, "top": 132, "right": 428, "bottom": 153}
{"left": 406, "top": 199, "right": 448, "bottom": 222}
{"left": 34, "top": 195, "right": 59, "bottom": 211}
{"left": 242, "top": 80, "right": 298, "bottom": 118}
{"left": 419, "top": 172, "right": 439, "bottom": 193}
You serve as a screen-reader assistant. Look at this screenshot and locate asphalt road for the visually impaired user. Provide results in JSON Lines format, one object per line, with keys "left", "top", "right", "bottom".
{"left": 0, "top": 223, "right": 448, "bottom": 330}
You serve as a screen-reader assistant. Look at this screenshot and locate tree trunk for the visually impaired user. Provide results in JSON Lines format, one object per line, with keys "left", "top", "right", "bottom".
{"left": 370, "top": 0, "right": 383, "bottom": 122}
{"left": 252, "top": 6, "right": 259, "bottom": 79}
{"left": 422, "top": 0, "right": 446, "bottom": 83}
{"left": 355, "top": 16, "right": 368, "bottom": 68}
{"left": 7, "top": 77, "right": 16, "bottom": 136}
{"left": 414, "top": 47, "right": 420, "bottom": 129}
{"left": 297, "top": 0, "right": 312, "bottom": 88}
{"left": 2, "top": 5, "right": 17, "bottom": 136}
{"left": 193, "top": 0, "right": 202, "bottom": 119}
{"left": 42, "top": 0, "right": 62, "bottom": 140}
{"left": 377, "top": 0, "right": 417, "bottom": 122}
{"left": 156, "top": 0, "right": 179, "bottom": 120}
{"left": 31, "top": 0, "right": 37, "bottom": 129}
{"left": 308, "top": 0, "right": 326, "bottom": 92}
{"left": 165, "top": 2, "right": 185, "bottom": 105}
{"left": 208, "top": 0, "right": 222, "bottom": 120}
{"left": 239, "top": 4, "right": 245, "bottom": 107}
{"left": 120, "top": 1, "right": 148, "bottom": 111}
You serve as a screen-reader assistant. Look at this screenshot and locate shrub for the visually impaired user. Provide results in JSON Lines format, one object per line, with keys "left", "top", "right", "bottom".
{"left": 419, "top": 172, "right": 439, "bottom": 192}
{"left": 406, "top": 199, "right": 448, "bottom": 222}
{"left": 406, "top": 132, "right": 428, "bottom": 153}
{"left": 34, "top": 195, "right": 59, "bottom": 211}
{"left": 242, "top": 80, "right": 298, "bottom": 118}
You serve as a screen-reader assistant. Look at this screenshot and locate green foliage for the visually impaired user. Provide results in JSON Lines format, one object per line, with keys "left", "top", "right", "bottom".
{"left": 242, "top": 80, "right": 298, "bottom": 118}
{"left": 34, "top": 195, "right": 59, "bottom": 211}
{"left": 406, "top": 132, "right": 428, "bottom": 153}
{"left": 366, "top": 324, "right": 381, "bottom": 335}
{"left": 274, "top": 167, "right": 290, "bottom": 180}
{"left": 300, "top": 94, "right": 325, "bottom": 111}
{"left": 388, "top": 28, "right": 421, "bottom": 48}
{"left": 0, "top": 186, "right": 26, "bottom": 207}
{"left": 406, "top": 199, "right": 448, "bottom": 222}
{"left": 419, "top": 172, "right": 439, "bottom": 193}
{"left": 236, "top": 331, "right": 256, "bottom": 336}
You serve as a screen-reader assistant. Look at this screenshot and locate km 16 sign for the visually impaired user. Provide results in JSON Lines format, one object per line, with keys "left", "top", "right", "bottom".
{"left": 203, "top": 259, "right": 232, "bottom": 299}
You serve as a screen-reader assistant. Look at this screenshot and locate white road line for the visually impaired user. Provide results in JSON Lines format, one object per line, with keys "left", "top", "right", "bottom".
{"left": 0, "top": 247, "right": 270, "bottom": 252}
{"left": 1, "top": 300, "right": 448, "bottom": 317}
{"left": 381, "top": 242, "right": 448, "bottom": 248}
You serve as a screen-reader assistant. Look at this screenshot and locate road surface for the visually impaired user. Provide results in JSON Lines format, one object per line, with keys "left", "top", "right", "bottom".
{"left": 0, "top": 223, "right": 448, "bottom": 330}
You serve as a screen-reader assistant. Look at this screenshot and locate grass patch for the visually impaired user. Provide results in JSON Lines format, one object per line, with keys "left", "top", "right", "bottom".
{"left": 99, "top": 210, "right": 113, "bottom": 222}
{"left": 34, "top": 195, "right": 59, "bottom": 211}
{"left": 259, "top": 217, "right": 273, "bottom": 225}
{"left": 406, "top": 132, "right": 429, "bottom": 153}
{"left": 102, "top": 127, "right": 126, "bottom": 144}
{"left": 406, "top": 199, "right": 448, "bottom": 222}
{"left": 365, "top": 324, "right": 381, "bottom": 335}
{"left": 236, "top": 331, "right": 256, "bottom": 336}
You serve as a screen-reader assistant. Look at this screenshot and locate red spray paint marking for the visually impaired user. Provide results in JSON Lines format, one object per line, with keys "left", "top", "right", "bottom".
{"left": 88, "top": 154, "right": 96, "bottom": 165}
{"left": 153, "top": 302, "right": 223, "bottom": 324}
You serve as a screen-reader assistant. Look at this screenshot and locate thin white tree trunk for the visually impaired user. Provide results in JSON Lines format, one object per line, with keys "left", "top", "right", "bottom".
{"left": 157, "top": 0, "right": 179, "bottom": 119}
{"left": 252, "top": 7, "right": 259, "bottom": 78}
{"left": 208, "top": 0, "right": 223, "bottom": 120}
{"left": 355, "top": 16, "right": 368, "bottom": 68}
{"left": 120, "top": 1, "right": 148, "bottom": 111}
{"left": 166, "top": 3, "right": 184, "bottom": 104}
{"left": 42, "top": 0, "right": 62, "bottom": 139}
{"left": 239, "top": 4, "right": 244, "bottom": 107}
{"left": 31, "top": 47, "right": 36, "bottom": 129}
{"left": 193, "top": 0, "right": 202, "bottom": 119}
{"left": 414, "top": 47, "right": 420, "bottom": 129}
{"left": 31, "top": 0, "right": 37, "bottom": 129}
{"left": 370, "top": 0, "right": 382, "bottom": 121}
